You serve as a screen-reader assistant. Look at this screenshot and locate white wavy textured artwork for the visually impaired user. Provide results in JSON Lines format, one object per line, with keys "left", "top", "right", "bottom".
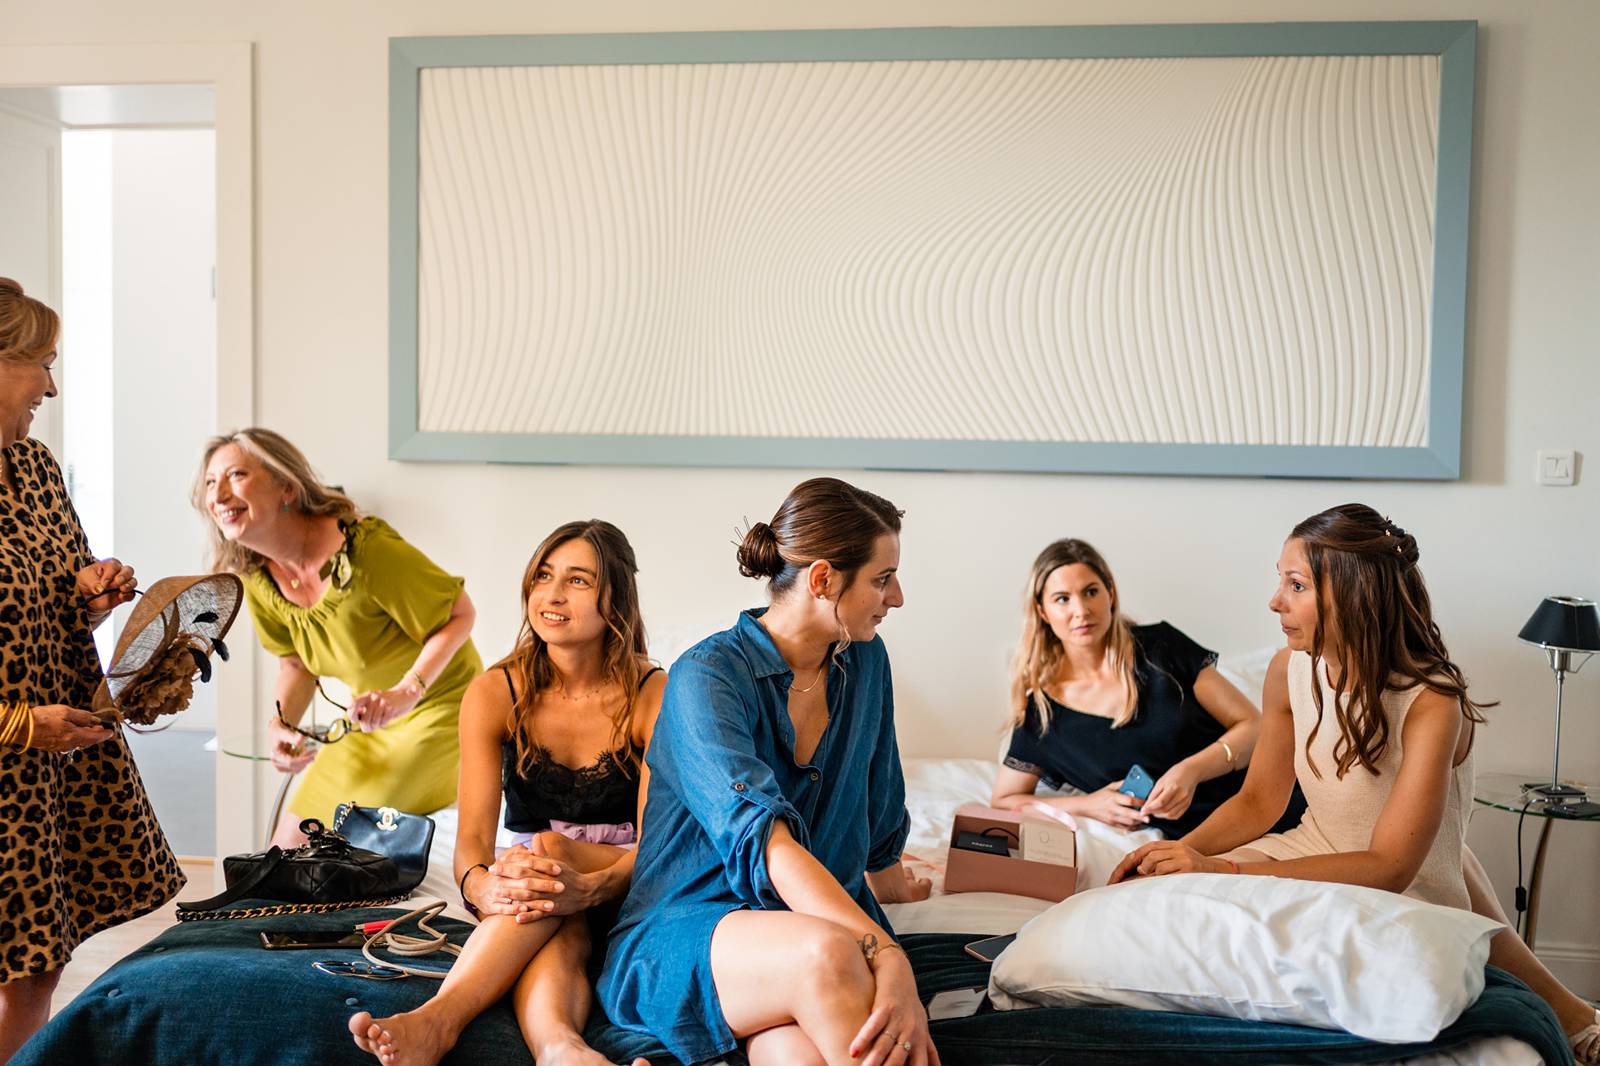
{"left": 415, "top": 54, "right": 1439, "bottom": 446}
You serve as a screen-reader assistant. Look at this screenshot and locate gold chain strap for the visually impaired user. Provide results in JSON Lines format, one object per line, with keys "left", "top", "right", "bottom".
{"left": 176, "top": 893, "right": 412, "bottom": 923}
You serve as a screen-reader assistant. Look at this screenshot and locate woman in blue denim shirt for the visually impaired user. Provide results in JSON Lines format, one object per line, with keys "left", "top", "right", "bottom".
{"left": 599, "top": 478, "right": 938, "bottom": 1066}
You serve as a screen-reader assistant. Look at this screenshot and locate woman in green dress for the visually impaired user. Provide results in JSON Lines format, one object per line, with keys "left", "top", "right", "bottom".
{"left": 195, "top": 428, "right": 481, "bottom": 846}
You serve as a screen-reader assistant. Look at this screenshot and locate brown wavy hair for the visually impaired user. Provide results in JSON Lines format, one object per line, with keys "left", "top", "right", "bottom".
{"left": 1008, "top": 539, "right": 1140, "bottom": 732}
{"left": 499, "top": 520, "right": 650, "bottom": 775}
{"left": 193, "top": 428, "right": 360, "bottom": 573}
{"left": 0, "top": 278, "right": 60, "bottom": 366}
{"left": 735, "top": 477, "right": 903, "bottom": 662}
{"left": 1293, "top": 503, "right": 1490, "bottom": 779}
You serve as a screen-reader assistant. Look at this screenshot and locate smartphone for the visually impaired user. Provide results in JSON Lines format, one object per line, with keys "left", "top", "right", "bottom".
{"left": 1119, "top": 763, "right": 1155, "bottom": 802}
{"left": 962, "top": 933, "right": 1017, "bottom": 964}
{"left": 259, "top": 930, "right": 365, "bottom": 950}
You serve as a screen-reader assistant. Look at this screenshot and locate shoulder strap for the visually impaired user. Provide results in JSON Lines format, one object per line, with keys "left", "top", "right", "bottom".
{"left": 176, "top": 846, "right": 288, "bottom": 914}
{"left": 636, "top": 665, "right": 662, "bottom": 692}
{"left": 503, "top": 665, "right": 517, "bottom": 701}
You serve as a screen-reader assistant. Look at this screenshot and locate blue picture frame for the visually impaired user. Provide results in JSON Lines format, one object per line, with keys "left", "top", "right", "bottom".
{"left": 390, "top": 21, "right": 1476, "bottom": 479}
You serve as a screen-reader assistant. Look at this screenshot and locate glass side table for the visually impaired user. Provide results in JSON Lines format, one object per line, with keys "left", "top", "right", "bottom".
{"left": 1472, "top": 771, "right": 1600, "bottom": 949}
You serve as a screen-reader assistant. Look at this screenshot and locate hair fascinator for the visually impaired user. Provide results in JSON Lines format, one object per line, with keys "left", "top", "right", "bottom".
{"left": 91, "top": 574, "right": 244, "bottom": 728}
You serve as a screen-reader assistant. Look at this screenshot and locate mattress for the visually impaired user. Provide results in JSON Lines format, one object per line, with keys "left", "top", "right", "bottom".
{"left": 415, "top": 756, "right": 1545, "bottom": 1066}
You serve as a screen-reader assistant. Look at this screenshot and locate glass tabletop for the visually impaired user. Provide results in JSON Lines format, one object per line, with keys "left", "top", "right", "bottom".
{"left": 1473, "top": 771, "right": 1600, "bottom": 820}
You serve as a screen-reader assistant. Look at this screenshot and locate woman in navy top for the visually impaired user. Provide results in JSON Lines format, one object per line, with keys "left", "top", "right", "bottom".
{"left": 993, "top": 539, "right": 1302, "bottom": 840}
{"left": 599, "top": 478, "right": 935, "bottom": 1066}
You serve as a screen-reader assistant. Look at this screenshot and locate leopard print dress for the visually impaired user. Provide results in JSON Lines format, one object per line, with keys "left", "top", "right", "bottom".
{"left": 0, "top": 437, "right": 184, "bottom": 983}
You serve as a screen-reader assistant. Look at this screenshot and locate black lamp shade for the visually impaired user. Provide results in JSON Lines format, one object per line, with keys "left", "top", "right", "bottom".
{"left": 1518, "top": 596, "right": 1600, "bottom": 652}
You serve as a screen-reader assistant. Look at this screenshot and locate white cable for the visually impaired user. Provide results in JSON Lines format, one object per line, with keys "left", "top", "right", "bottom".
{"left": 360, "top": 899, "right": 462, "bottom": 979}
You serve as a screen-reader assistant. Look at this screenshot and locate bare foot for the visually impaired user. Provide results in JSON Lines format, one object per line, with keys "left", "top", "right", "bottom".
{"left": 347, "top": 1006, "right": 458, "bottom": 1066}
{"left": 534, "top": 1034, "right": 650, "bottom": 1066}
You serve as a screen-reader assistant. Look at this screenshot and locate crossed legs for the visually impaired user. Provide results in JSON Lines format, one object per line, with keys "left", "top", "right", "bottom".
{"left": 348, "top": 834, "right": 645, "bottom": 1066}
{"left": 709, "top": 910, "right": 882, "bottom": 1066}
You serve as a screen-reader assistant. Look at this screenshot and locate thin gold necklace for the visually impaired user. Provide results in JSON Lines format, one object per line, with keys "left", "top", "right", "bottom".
{"left": 790, "top": 663, "right": 827, "bottom": 694}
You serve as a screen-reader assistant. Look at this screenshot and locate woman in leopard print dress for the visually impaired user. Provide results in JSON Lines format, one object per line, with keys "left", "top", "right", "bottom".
{"left": 0, "top": 279, "right": 184, "bottom": 1061}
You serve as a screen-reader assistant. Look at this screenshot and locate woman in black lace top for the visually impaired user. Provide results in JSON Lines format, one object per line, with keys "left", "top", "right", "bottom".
{"left": 993, "top": 539, "right": 1303, "bottom": 841}
{"left": 348, "top": 520, "right": 664, "bottom": 1066}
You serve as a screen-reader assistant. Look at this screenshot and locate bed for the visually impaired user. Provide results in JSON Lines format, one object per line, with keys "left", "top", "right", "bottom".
{"left": 23, "top": 755, "right": 1565, "bottom": 1066}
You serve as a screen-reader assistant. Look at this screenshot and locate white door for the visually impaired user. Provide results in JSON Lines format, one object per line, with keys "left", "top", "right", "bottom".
{"left": 0, "top": 104, "right": 63, "bottom": 456}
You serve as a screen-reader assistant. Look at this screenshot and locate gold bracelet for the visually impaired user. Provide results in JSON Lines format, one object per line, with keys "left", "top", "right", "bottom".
{"left": 1218, "top": 739, "right": 1236, "bottom": 768}
{"left": 1, "top": 701, "right": 34, "bottom": 752}
{"left": 406, "top": 670, "right": 429, "bottom": 695}
{"left": 0, "top": 702, "right": 22, "bottom": 748}
{"left": 858, "top": 933, "right": 906, "bottom": 966}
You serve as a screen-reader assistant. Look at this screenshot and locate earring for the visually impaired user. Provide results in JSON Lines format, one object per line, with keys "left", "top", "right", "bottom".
{"left": 280, "top": 501, "right": 289, "bottom": 513}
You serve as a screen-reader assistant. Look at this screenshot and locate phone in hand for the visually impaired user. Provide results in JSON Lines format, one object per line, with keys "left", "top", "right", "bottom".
{"left": 259, "top": 930, "right": 365, "bottom": 950}
{"left": 1119, "top": 763, "right": 1155, "bottom": 803}
{"left": 962, "top": 932, "right": 1017, "bottom": 963}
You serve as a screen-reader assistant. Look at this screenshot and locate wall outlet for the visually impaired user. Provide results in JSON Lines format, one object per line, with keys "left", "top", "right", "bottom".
{"left": 1537, "top": 450, "right": 1576, "bottom": 486}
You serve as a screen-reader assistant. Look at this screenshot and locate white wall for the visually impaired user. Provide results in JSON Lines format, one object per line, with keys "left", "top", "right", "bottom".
{"left": 109, "top": 129, "right": 218, "bottom": 728}
{"left": 2, "top": 0, "right": 1595, "bottom": 988}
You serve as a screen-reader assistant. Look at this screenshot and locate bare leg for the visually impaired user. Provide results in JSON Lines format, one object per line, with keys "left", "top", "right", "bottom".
{"left": 509, "top": 917, "right": 647, "bottom": 1066}
{"left": 710, "top": 910, "right": 877, "bottom": 1066}
{"left": 348, "top": 831, "right": 632, "bottom": 1066}
{"left": 747, "top": 1024, "right": 827, "bottom": 1066}
{"left": 269, "top": 806, "right": 309, "bottom": 849}
{"left": 348, "top": 914, "right": 562, "bottom": 1066}
{"left": 1462, "top": 847, "right": 1598, "bottom": 1045}
{"left": 0, "top": 968, "right": 62, "bottom": 1064}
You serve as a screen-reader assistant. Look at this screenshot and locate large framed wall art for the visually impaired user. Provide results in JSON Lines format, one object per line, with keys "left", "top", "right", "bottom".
{"left": 390, "top": 21, "right": 1476, "bottom": 478}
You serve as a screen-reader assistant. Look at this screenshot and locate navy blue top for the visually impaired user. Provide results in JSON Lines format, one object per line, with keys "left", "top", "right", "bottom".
{"left": 597, "top": 609, "right": 911, "bottom": 1064}
{"left": 1005, "top": 622, "right": 1304, "bottom": 838}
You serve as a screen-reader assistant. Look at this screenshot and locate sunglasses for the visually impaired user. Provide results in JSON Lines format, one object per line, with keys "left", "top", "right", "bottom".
{"left": 312, "top": 960, "right": 406, "bottom": 981}
{"left": 276, "top": 681, "right": 356, "bottom": 744}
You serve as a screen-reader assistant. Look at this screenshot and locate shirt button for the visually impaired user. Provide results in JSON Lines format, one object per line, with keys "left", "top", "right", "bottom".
{"left": 733, "top": 782, "right": 746, "bottom": 792}
{"left": 810, "top": 771, "right": 820, "bottom": 782}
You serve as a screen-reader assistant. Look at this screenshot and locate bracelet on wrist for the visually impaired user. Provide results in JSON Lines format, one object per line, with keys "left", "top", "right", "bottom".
{"left": 459, "top": 862, "right": 489, "bottom": 917}
{"left": 406, "top": 670, "right": 429, "bottom": 696}
{"left": 0, "top": 701, "right": 35, "bottom": 752}
{"left": 1220, "top": 856, "right": 1241, "bottom": 875}
{"left": 858, "top": 932, "right": 906, "bottom": 966}
{"left": 1217, "top": 739, "right": 1237, "bottom": 769}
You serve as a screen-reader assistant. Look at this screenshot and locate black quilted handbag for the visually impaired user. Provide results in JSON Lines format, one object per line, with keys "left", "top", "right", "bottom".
{"left": 332, "top": 803, "right": 435, "bottom": 894}
{"left": 176, "top": 818, "right": 403, "bottom": 920}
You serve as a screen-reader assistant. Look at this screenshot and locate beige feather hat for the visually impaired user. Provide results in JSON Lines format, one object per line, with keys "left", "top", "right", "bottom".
{"left": 91, "top": 573, "right": 244, "bottom": 727}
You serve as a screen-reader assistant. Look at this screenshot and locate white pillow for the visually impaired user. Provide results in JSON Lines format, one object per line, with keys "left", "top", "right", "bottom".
{"left": 988, "top": 873, "right": 1501, "bottom": 1043}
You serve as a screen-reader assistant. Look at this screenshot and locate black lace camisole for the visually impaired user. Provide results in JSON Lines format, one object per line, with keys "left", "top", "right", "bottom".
{"left": 500, "top": 666, "right": 658, "bottom": 834}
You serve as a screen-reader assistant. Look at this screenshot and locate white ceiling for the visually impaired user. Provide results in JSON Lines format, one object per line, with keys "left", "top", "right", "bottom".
{"left": 0, "top": 84, "right": 214, "bottom": 128}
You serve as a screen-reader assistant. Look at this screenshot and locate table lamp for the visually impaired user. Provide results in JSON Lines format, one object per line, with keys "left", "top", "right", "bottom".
{"left": 1518, "top": 595, "right": 1600, "bottom": 802}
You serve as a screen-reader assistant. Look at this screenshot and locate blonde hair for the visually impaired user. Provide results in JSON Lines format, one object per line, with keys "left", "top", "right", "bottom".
{"left": 499, "top": 521, "right": 650, "bottom": 774}
{"left": 1008, "top": 539, "right": 1140, "bottom": 732}
{"left": 193, "top": 428, "right": 359, "bottom": 573}
{"left": 0, "top": 278, "right": 60, "bottom": 366}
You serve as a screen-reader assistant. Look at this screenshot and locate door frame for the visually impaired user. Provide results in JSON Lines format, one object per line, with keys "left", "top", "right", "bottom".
{"left": 0, "top": 42, "right": 256, "bottom": 864}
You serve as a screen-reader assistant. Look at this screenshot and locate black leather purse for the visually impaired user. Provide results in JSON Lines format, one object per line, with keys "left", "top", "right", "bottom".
{"left": 176, "top": 818, "right": 405, "bottom": 921}
{"left": 332, "top": 803, "right": 435, "bottom": 894}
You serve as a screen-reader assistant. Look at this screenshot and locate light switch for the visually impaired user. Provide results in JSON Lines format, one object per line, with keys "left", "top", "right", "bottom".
{"left": 1537, "top": 450, "right": 1576, "bottom": 486}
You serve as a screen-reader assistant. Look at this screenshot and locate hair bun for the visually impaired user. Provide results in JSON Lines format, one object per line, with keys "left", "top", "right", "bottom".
{"left": 0, "top": 278, "right": 24, "bottom": 298}
{"left": 736, "top": 521, "right": 786, "bottom": 580}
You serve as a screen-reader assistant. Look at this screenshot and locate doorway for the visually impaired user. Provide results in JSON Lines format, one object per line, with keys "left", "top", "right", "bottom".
{"left": 0, "top": 42, "right": 255, "bottom": 863}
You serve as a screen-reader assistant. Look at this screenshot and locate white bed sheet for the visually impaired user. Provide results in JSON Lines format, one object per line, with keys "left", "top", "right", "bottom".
{"left": 415, "top": 757, "right": 1543, "bottom": 1066}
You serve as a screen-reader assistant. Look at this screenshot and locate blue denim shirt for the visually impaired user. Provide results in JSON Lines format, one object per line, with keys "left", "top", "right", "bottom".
{"left": 597, "top": 608, "right": 911, "bottom": 1064}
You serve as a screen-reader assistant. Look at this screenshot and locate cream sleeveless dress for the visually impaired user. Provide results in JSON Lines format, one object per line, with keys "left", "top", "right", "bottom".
{"left": 1236, "top": 651, "right": 1473, "bottom": 909}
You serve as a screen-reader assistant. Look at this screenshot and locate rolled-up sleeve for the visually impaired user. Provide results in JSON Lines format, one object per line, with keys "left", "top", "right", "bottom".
{"left": 864, "top": 659, "right": 911, "bottom": 873}
{"left": 652, "top": 655, "right": 808, "bottom": 909}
